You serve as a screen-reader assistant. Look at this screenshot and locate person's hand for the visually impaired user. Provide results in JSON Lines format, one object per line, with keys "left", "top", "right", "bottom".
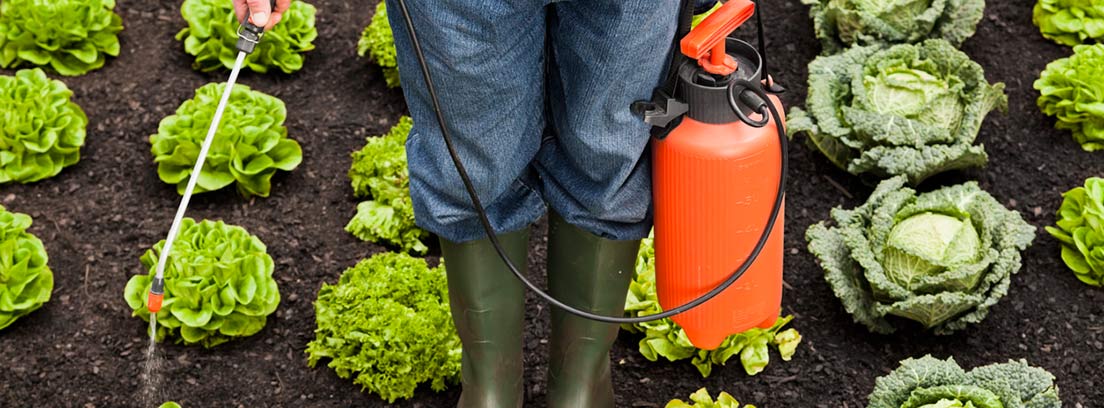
{"left": 233, "top": 0, "right": 291, "bottom": 31}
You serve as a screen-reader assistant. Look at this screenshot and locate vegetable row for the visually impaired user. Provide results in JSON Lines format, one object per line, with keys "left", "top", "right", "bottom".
{"left": 0, "top": 0, "right": 1096, "bottom": 406}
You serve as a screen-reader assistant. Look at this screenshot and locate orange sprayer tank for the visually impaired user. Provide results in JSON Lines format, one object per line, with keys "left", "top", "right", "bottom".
{"left": 651, "top": 0, "right": 785, "bottom": 350}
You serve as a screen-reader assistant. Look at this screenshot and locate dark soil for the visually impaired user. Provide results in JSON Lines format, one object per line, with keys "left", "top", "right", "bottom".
{"left": 1, "top": 0, "right": 1101, "bottom": 407}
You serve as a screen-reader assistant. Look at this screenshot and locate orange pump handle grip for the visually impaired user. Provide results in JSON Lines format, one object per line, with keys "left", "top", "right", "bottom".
{"left": 679, "top": 0, "right": 756, "bottom": 75}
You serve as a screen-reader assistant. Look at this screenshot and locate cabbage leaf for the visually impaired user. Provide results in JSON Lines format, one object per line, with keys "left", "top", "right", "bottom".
{"left": 867, "top": 355, "right": 1061, "bottom": 408}
{"left": 802, "top": 0, "right": 985, "bottom": 54}
{"left": 806, "top": 176, "right": 1035, "bottom": 334}
{"left": 788, "top": 40, "right": 1006, "bottom": 185}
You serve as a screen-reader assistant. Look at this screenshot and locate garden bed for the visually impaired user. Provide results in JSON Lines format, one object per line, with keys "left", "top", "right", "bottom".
{"left": 0, "top": 0, "right": 1100, "bottom": 407}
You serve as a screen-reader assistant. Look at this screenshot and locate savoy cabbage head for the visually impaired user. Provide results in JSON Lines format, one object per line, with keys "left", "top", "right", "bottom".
{"left": 867, "top": 355, "right": 1061, "bottom": 408}
{"left": 806, "top": 176, "right": 1035, "bottom": 334}
{"left": 1035, "top": 43, "right": 1104, "bottom": 152}
{"left": 0, "top": 0, "right": 123, "bottom": 76}
{"left": 0, "top": 68, "right": 86, "bottom": 184}
{"left": 358, "top": 2, "right": 400, "bottom": 88}
{"left": 150, "top": 82, "right": 302, "bottom": 198}
{"left": 1034, "top": 0, "right": 1104, "bottom": 46}
{"left": 124, "top": 218, "right": 280, "bottom": 347}
{"left": 346, "top": 116, "right": 428, "bottom": 254}
{"left": 306, "top": 252, "right": 461, "bottom": 403}
{"left": 1046, "top": 177, "right": 1104, "bottom": 286}
{"left": 0, "top": 206, "right": 52, "bottom": 331}
{"left": 623, "top": 234, "right": 801, "bottom": 377}
{"left": 801, "top": 0, "right": 985, "bottom": 54}
{"left": 789, "top": 39, "right": 1006, "bottom": 185}
{"left": 176, "top": 0, "right": 317, "bottom": 74}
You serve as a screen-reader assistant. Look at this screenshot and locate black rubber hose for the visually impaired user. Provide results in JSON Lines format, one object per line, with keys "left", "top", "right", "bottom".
{"left": 393, "top": 0, "right": 788, "bottom": 324}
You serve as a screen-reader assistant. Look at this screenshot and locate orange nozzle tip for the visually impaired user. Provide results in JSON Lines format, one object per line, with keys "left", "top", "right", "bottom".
{"left": 147, "top": 293, "right": 164, "bottom": 313}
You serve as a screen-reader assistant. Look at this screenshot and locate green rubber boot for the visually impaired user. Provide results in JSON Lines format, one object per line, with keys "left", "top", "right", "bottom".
{"left": 440, "top": 229, "right": 529, "bottom": 408}
{"left": 545, "top": 213, "right": 640, "bottom": 408}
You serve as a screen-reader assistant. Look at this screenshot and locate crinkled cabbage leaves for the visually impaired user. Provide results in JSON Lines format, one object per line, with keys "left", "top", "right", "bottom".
{"left": 806, "top": 176, "right": 1035, "bottom": 334}
{"left": 789, "top": 40, "right": 1006, "bottom": 185}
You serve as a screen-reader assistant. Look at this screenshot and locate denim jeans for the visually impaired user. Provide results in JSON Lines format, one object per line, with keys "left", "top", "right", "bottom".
{"left": 387, "top": 0, "right": 680, "bottom": 242}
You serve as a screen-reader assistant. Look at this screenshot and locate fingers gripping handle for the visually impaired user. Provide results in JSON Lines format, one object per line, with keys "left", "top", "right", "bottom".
{"left": 236, "top": 0, "right": 277, "bottom": 54}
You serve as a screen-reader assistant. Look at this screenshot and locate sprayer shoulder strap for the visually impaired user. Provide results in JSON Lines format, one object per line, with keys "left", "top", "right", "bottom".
{"left": 630, "top": 0, "right": 696, "bottom": 138}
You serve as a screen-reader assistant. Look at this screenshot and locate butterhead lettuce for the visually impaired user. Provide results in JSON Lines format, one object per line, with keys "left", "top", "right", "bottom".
{"left": 1035, "top": 43, "right": 1104, "bottom": 152}
{"left": 666, "top": 388, "right": 756, "bottom": 408}
{"left": 0, "top": 68, "right": 86, "bottom": 184}
{"left": 1046, "top": 177, "right": 1104, "bottom": 286}
{"left": 1034, "top": 0, "right": 1104, "bottom": 46}
{"left": 124, "top": 218, "right": 280, "bottom": 347}
{"left": 623, "top": 233, "right": 801, "bottom": 377}
{"left": 0, "top": 0, "right": 123, "bottom": 76}
{"left": 0, "top": 206, "right": 52, "bottom": 331}
{"left": 150, "top": 82, "right": 302, "bottom": 198}
{"left": 176, "top": 0, "right": 317, "bottom": 74}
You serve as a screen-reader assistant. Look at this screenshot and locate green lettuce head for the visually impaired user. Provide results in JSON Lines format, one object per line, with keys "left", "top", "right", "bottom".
{"left": 789, "top": 39, "right": 1007, "bottom": 185}
{"left": 623, "top": 233, "right": 801, "bottom": 377}
{"left": 306, "top": 252, "right": 461, "bottom": 403}
{"left": 666, "top": 388, "right": 756, "bottom": 408}
{"left": 806, "top": 176, "right": 1035, "bottom": 334}
{"left": 0, "top": 206, "right": 52, "bottom": 331}
{"left": 124, "top": 218, "right": 280, "bottom": 347}
{"left": 346, "top": 116, "right": 428, "bottom": 254}
{"left": 802, "top": 0, "right": 984, "bottom": 54}
{"left": 176, "top": 0, "right": 317, "bottom": 74}
{"left": 151, "top": 82, "right": 302, "bottom": 198}
{"left": 358, "top": 2, "right": 400, "bottom": 88}
{"left": 0, "top": 69, "right": 86, "bottom": 184}
{"left": 1046, "top": 177, "right": 1104, "bottom": 286}
{"left": 1034, "top": 0, "right": 1104, "bottom": 46}
{"left": 0, "top": 0, "right": 123, "bottom": 76}
{"left": 1034, "top": 43, "right": 1104, "bottom": 152}
{"left": 867, "top": 355, "right": 1061, "bottom": 408}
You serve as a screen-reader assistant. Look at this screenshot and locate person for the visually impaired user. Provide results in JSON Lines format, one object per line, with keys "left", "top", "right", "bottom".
{"left": 236, "top": 0, "right": 717, "bottom": 406}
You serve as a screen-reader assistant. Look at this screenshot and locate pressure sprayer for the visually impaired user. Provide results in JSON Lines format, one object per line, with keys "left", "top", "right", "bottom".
{"left": 146, "top": 1, "right": 275, "bottom": 315}
{"left": 394, "top": 0, "right": 787, "bottom": 350}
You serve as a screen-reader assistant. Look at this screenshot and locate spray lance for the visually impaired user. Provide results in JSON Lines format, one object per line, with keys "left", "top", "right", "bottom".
{"left": 394, "top": 0, "right": 787, "bottom": 349}
{"left": 146, "top": 0, "right": 276, "bottom": 315}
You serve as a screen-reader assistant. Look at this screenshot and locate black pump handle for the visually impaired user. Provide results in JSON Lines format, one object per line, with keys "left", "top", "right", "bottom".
{"left": 236, "top": 0, "right": 277, "bottom": 54}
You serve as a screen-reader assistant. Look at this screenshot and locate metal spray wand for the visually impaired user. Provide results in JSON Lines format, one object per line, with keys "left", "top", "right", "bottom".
{"left": 146, "top": 1, "right": 274, "bottom": 314}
